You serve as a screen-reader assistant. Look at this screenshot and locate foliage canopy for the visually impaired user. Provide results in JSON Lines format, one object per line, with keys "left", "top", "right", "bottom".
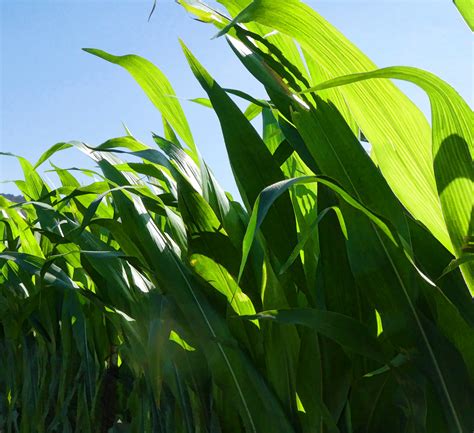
{"left": 1, "top": 1, "right": 473, "bottom": 432}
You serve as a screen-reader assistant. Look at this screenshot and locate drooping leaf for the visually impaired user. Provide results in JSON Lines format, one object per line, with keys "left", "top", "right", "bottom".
{"left": 83, "top": 48, "right": 198, "bottom": 159}
{"left": 302, "top": 66, "right": 474, "bottom": 293}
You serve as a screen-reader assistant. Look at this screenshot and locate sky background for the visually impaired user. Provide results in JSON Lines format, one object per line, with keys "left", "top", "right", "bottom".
{"left": 1, "top": 0, "right": 473, "bottom": 197}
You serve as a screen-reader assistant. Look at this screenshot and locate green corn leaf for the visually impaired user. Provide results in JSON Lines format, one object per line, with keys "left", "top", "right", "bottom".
{"left": 243, "top": 102, "right": 262, "bottom": 121}
{"left": 190, "top": 254, "right": 258, "bottom": 320}
{"left": 453, "top": 0, "right": 474, "bottom": 30}
{"left": 93, "top": 136, "right": 149, "bottom": 152}
{"left": 83, "top": 48, "right": 198, "bottom": 160}
{"left": 34, "top": 142, "right": 73, "bottom": 169}
{"left": 301, "top": 66, "right": 474, "bottom": 294}
{"left": 0, "top": 252, "right": 77, "bottom": 290}
{"left": 219, "top": 0, "right": 450, "bottom": 255}
{"left": 239, "top": 175, "right": 399, "bottom": 280}
{"left": 189, "top": 97, "right": 213, "bottom": 108}
{"left": 244, "top": 309, "right": 385, "bottom": 363}
{"left": 0, "top": 153, "right": 49, "bottom": 201}
{"left": 239, "top": 174, "right": 472, "bottom": 431}
{"left": 316, "top": 184, "right": 374, "bottom": 334}
{"left": 225, "top": 31, "right": 411, "bottom": 246}
{"left": 278, "top": 205, "right": 345, "bottom": 277}
{"left": 154, "top": 134, "right": 202, "bottom": 192}
{"left": 178, "top": 0, "right": 230, "bottom": 25}
{"left": 439, "top": 256, "right": 474, "bottom": 281}
{"left": 176, "top": 170, "right": 241, "bottom": 276}
{"left": 181, "top": 40, "right": 305, "bottom": 302}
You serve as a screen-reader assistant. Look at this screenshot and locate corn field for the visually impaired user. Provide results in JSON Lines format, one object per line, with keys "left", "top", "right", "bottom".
{"left": 1, "top": 1, "right": 473, "bottom": 432}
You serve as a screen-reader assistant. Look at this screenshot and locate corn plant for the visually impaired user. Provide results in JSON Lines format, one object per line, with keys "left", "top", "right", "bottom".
{"left": 1, "top": 1, "right": 473, "bottom": 432}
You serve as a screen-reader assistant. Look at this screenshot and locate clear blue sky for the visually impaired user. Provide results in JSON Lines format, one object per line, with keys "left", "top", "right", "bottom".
{"left": 1, "top": 0, "right": 472, "bottom": 196}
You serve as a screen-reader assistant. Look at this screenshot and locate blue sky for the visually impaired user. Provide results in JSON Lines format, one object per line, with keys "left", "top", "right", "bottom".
{"left": 1, "top": 0, "right": 472, "bottom": 196}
